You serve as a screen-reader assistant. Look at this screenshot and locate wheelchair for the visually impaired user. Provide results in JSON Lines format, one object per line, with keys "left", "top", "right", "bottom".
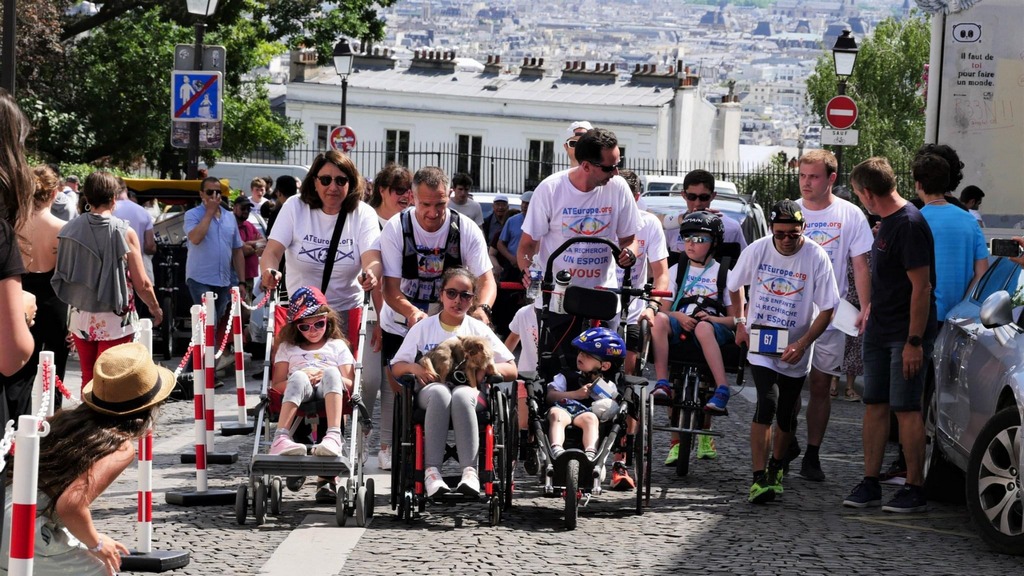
{"left": 524, "top": 237, "right": 659, "bottom": 529}
{"left": 390, "top": 372, "right": 518, "bottom": 526}
{"left": 235, "top": 294, "right": 374, "bottom": 527}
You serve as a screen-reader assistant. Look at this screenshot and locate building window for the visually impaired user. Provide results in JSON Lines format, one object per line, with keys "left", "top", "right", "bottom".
{"left": 527, "top": 139, "right": 554, "bottom": 189}
{"left": 386, "top": 129, "right": 410, "bottom": 166}
{"left": 457, "top": 134, "right": 482, "bottom": 186}
{"left": 316, "top": 124, "right": 330, "bottom": 150}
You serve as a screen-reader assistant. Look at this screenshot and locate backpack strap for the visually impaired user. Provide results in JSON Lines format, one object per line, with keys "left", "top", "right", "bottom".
{"left": 443, "top": 209, "right": 462, "bottom": 269}
{"left": 717, "top": 256, "right": 731, "bottom": 309}
{"left": 671, "top": 252, "right": 691, "bottom": 312}
{"left": 320, "top": 208, "right": 349, "bottom": 294}
{"left": 400, "top": 210, "right": 418, "bottom": 280}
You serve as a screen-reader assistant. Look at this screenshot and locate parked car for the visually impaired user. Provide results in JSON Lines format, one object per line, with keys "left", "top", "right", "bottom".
{"left": 471, "top": 192, "right": 523, "bottom": 222}
{"left": 930, "top": 255, "right": 1024, "bottom": 554}
{"left": 639, "top": 191, "right": 768, "bottom": 245}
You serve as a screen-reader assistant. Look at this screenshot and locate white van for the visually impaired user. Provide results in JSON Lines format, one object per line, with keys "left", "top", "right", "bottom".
{"left": 200, "top": 161, "right": 309, "bottom": 191}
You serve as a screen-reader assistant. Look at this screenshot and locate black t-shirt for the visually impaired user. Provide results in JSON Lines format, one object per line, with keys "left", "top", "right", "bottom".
{"left": 0, "top": 219, "right": 25, "bottom": 281}
{"left": 866, "top": 203, "right": 937, "bottom": 342}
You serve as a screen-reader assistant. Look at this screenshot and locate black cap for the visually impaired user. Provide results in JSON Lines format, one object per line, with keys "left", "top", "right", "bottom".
{"left": 233, "top": 195, "right": 253, "bottom": 207}
{"left": 770, "top": 199, "right": 805, "bottom": 225}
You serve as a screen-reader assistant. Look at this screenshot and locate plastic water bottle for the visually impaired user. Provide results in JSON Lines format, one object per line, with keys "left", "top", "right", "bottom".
{"left": 526, "top": 261, "right": 543, "bottom": 301}
{"left": 550, "top": 269, "right": 572, "bottom": 314}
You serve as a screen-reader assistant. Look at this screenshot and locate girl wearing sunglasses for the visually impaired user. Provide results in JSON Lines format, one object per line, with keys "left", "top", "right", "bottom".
{"left": 391, "top": 267, "right": 518, "bottom": 497}
{"left": 269, "top": 286, "right": 355, "bottom": 503}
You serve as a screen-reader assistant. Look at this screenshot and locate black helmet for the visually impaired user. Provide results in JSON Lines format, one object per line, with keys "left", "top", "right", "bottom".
{"left": 680, "top": 211, "right": 724, "bottom": 243}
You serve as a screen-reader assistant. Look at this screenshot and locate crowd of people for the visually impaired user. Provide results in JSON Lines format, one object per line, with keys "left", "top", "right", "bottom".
{"left": 0, "top": 86, "right": 1016, "bottom": 571}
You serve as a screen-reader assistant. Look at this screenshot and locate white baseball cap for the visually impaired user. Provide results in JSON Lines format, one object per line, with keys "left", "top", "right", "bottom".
{"left": 494, "top": 194, "right": 509, "bottom": 203}
{"left": 566, "top": 121, "right": 593, "bottom": 137}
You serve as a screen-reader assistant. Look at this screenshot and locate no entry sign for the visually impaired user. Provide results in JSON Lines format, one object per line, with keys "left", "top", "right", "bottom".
{"left": 825, "top": 96, "right": 858, "bottom": 130}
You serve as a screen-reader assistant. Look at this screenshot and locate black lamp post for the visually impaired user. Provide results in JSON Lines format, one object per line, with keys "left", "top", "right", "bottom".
{"left": 185, "top": 0, "right": 219, "bottom": 180}
{"left": 831, "top": 29, "right": 858, "bottom": 181}
{"left": 0, "top": 0, "right": 15, "bottom": 94}
{"left": 333, "top": 39, "right": 354, "bottom": 127}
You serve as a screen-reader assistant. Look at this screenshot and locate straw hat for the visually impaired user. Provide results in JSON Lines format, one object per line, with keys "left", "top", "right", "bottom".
{"left": 82, "top": 343, "right": 175, "bottom": 416}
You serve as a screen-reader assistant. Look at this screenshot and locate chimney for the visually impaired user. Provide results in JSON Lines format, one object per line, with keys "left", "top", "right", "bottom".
{"left": 518, "top": 56, "right": 547, "bottom": 79}
{"left": 409, "top": 48, "right": 458, "bottom": 73}
{"left": 355, "top": 43, "right": 398, "bottom": 71}
{"left": 560, "top": 60, "right": 618, "bottom": 84}
{"left": 483, "top": 54, "right": 503, "bottom": 75}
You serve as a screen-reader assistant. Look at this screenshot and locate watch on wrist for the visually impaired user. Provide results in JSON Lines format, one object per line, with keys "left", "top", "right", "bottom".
{"left": 907, "top": 335, "right": 923, "bottom": 347}
{"left": 734, "top": 316, "right": 747, "bottom": 326}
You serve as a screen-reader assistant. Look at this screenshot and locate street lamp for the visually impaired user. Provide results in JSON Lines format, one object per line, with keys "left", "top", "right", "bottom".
{"left": 333, "top": 39, "right": 354, "bottom": 127}
{"left": 185, "top": 0, "right": 220, "bottom": 180}
{"left": 831, "top": 29, "right": 858, "bottom": 182}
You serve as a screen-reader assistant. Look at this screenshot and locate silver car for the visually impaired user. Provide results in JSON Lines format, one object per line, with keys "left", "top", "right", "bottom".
{"left": 930, "top": 256, "right": 1024, "bottom": 554}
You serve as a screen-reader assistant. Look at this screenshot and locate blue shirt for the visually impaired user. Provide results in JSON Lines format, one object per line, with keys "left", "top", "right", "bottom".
{"left": 920, "top": 203, "right": 988, "bottom": 320}
{"left": 183, "top": 205, "right": 242, "bottom": 287}
{"left": 499, "top": 213, "right": 525, "bottom": 257}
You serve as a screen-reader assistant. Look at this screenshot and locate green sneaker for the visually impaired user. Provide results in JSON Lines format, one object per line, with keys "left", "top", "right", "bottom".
{"left": 748, "top": 473, "right": 776, "bottom": 504}
{"left": 769, "top": 466, "right": 784, "bottom": 496}
{"left": 664, "top": 443, "right": 679, "bottom": 466}
{"left": 697, "top": 435, "right": 718, "bottom": 460}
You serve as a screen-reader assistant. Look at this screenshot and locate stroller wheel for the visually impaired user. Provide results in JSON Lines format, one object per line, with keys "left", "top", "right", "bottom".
{"left": 234, "top": 484, "right": 248, "bottom": 525}
{"left": 489, "top": 497, "right": 501, "bottom": 526}
{"left": 335, "top": 485, "right": 351, "bottom": 527}
{"left": 253, "top": 481, "right": 267, "bottom": 526}
{"left": 269, "top": 477, "right": 282, "bottom": 515}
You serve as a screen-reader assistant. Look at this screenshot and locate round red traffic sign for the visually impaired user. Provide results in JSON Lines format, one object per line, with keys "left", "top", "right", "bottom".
{"left": 329, "top": 125, "right": 357, "bottom": 152}
{"left": 825, "top": 96, "right": 858, "bottom": 130}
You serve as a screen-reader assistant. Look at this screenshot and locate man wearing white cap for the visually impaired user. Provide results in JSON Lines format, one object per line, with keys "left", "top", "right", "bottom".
{"left": 565, "top": 121, "right": 593, "bottom": 167}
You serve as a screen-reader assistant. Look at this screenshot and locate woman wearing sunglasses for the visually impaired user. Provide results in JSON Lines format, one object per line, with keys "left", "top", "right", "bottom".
{"left": 391, "top": 268, "right": 518, "bottom": 497}
{"left": 260, "top": 150, "right": 381, "bottom": 347}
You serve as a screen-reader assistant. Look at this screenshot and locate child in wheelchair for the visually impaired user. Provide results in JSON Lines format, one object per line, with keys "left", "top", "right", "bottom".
{"left": 545, "top": 328, "right": 625, "bottom": 471}
{"left": 269, "top": 287, "right": 355, "bottom": 500}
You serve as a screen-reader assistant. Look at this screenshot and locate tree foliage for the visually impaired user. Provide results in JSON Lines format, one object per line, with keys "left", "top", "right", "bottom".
{"left": 806, "top": 13, "right": 931, "bottom": 178}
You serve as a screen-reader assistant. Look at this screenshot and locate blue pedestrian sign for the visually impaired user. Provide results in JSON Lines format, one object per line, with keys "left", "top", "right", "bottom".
{"left": 171, "top": 71, "right": 223, "bottom": 122}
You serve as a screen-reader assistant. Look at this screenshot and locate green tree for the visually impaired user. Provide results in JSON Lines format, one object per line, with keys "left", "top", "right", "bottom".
{"left": 806, "top": 12, "right": 930, "bottom": 190}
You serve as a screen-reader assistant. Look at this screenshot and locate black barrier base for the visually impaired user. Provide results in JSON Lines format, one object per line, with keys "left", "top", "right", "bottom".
{"left": 164, "top": 488, "right": 235, "bottom": 506}
{"left": 120, "top": 549, "right": 191, "bottom": 572}
{"left": 220, "top": 421, "right": 255, "bottom": 436}
{"left": 180, "top": 451, "right": 238, "bottom": 465}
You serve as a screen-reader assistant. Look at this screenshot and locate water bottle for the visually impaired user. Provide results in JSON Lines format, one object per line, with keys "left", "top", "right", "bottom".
{"left": 550, "top": 269, "right": 572, "bottom": 314}
{"left": 526, "top": 261, "right": 543, "bottom": 301}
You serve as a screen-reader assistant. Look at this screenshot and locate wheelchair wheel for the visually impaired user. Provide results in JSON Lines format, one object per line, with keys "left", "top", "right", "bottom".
{"left": 644, "top": 389, "right": 654, "bottom": 505}
{"left": 634, "top": 387, "right": 649, "bottom": 516}
{"left": 564, "top": 459, "right": 579, "bottom": 530}
{"left": 269, "top": 477, "right": 282, "bottom": 515}
{"left": 676, "top": 371, "right": 700, "bottom": 477}
{"left": 253, "top": 480, "right": 267, "bottom": 526}
{"left": 491, "top": 390, "right": 509, "bottom": 510}
{"left": 489, "top": 497, "right": 501, "bottom": 526}
{"left": 504, "top": 398, "right": 517, "bottom": 511}
{"left": 234, "top": 484, "right": 248, "bottom": 525}
{"left": 390, "top": 399, "right": 402, "bottom": 511}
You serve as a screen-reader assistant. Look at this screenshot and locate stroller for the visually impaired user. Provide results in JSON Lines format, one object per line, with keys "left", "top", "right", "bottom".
{"left": 234, "top": 291, "right": 374, "bottom": 527}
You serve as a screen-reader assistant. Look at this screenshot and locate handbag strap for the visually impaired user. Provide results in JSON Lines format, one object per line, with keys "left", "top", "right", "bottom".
{"left": 321, "top": 208, "right": 349, "bottom": 294}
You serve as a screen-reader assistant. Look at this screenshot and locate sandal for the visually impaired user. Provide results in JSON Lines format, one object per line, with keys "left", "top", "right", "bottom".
{"left": 843, "top": 388, "right": 862, "bottom": 402}
{"left": 829, "top": 378, "right": 838, "bottom": 398}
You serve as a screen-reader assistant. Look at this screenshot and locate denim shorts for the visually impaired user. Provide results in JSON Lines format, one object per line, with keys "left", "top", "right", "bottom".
{"left": 186, "top": 279, "right": 232, "bottom": 321}
{"left": 669, "top": 317, "right": 734, "bottom": 347}
{"left": 861, "top": 339, "right": 933, "bottom": 412}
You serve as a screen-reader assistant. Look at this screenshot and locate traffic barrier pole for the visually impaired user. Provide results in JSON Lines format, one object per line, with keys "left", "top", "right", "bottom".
{"left": 181, "top": 293, "right": 237, "bottom": 464}
{"left": 120, "top": 319, "right": 190, "bottom": 572}
{"left": 221, "top": 287, "right": 253, "bottom": 436}
{"left": 30, "top": 351, "right": 56, "bottom": 419}
{"left": 166, "top": 306, "right": 234, "bottom": 506}
{"left": 8, "top": 414, "right": 45, "bottom": 576}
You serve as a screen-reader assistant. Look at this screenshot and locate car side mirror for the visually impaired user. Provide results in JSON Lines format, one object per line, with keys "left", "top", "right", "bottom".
{"left": 980, "top": 291, "right": 1014, "bottom": 329}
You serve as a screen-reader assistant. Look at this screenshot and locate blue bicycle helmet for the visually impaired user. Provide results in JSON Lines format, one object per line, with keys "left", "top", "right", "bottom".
{"left": 571, "top": 327, "right": 625, "bottom": 361}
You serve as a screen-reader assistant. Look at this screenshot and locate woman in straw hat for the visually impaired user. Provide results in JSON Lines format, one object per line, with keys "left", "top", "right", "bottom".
{"left": 0, "top": 342, "right": 175, "bottom": 576}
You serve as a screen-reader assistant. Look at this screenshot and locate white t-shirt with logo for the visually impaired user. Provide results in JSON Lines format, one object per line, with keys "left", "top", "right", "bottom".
{"left": 269, "top": 196, "right": 381, "bottom": 312}
{"left": 508, "top": 304, "right": 539, "bottom": 372}
{"left": 523, "top": 170, "right": 640, "bottom": 308}
{"left": 666, "top": 260, "right": 732, "bottom": 315}
{"left": 615, "top": 210, "right": 669, "bottom": 323}
{"left": 390, "top": 315, "right": 515, "bottom": 366}
{"left": 727, "top": 236, "right": 839, "bottom": 377}
{"left": 378, "top": 208, "right": 492, "bottom": 335}
{"left": 796, "top": 196, "right": 872, "bottom": 298}
{"left": 276, "top": 338, "right": 354, "bottom": 373}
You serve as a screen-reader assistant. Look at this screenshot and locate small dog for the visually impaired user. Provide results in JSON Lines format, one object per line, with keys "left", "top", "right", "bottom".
{"left": 419, "top": 335, "right": 498, "bottom": 388}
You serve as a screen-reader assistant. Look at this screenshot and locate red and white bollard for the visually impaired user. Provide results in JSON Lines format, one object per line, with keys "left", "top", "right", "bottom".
{"left": 181, "top": 294, "right": 237, "bottom": 465}
{"left": 30, "top": 351, "right": 56, "bottom": 419}
{"left": 8, "top": 414, "right": 45, "bottom": 576}
{"left": 166, "top": 307, "right": 234, "bottom": 506}
{"left": 221, "top": 287, "right": 253, "bottom": 436}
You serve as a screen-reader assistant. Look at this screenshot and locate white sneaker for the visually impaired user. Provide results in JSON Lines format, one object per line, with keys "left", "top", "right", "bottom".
{"left": 378, "top": 446, "right": 392, "bottom": 470}
{"left": 215, "top": 352, "right": 235, "bottom": 374}
{"left": 424, "top": 466, "right": 450, "bottom": 497}
{"left": 270, "top": 434, "right": 306, "bottom": 456}
{"left": 312, "top": 433, "right": 343, "bottom": 457}
{"left": 456, "top": 466, "right": 480, "bottom": 497}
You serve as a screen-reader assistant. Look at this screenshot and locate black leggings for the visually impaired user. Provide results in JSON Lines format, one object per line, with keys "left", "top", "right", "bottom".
{"left": 750, "top": 365, "right": 806, "bottom": 432}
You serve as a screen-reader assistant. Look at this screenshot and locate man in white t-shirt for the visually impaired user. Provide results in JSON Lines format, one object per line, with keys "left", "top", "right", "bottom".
{"left": 448, "top": 172, "right": 484, "bottom": 227}
{"left": 792, "top": 149, "right": 873, "bottom": 483}
{"left": 517, "top": 127, "right": 641, "bottom": 374}
{"left": 378, "top": 166, "right": 496, "bottom": 360}
{"left": 664, "top": 170, "right": 747, "bottom": 252}
{"left": 728, "top": 199, "right": 838, "bottom": 504}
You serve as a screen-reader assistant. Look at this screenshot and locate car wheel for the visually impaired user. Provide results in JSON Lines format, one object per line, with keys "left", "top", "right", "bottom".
{"left": 966, "top": 406, "right": 1024, "bottom": 555}
{"left": 923, "top": 384, "right": 964, "bottom": 503}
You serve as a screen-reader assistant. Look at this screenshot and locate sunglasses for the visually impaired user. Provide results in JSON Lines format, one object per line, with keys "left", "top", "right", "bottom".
{"left": 773, "top": 231, "right": 803, "bottom": 240}
{"left": 685, "top": 193, "right": 712, "bottom": 202}
{"left": 390, "top": 187, "right": 412, "bottom": 195}
{"left": 317, "top": 175, "right": 349, "bottom": 187}
{"left": 682, "top": 235, "right": 712, "bottom": 244}
{"left": 565, "top": 138, "right": 579, "bottom": 149}
{"left": 588, "top": 160, "right": 620, "bottom": 173}
{"left": 203, "top": 189, "right": 221, "bottom": 196}
{"left": 297, "top": 319, "right": 327, "bottom": 332}
{"left": 443, "top": 288, "right": 475, "bottom": 303}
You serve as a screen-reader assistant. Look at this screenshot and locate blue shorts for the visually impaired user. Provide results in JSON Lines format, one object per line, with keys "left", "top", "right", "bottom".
{"left": 861, "top": 339, "right": 933, "bottom": 412}
{"left": 186, "top": 279, "right": 232, "bottom": 321}
{"left": 668, "top": 317, "right": 734, "bottom": 347}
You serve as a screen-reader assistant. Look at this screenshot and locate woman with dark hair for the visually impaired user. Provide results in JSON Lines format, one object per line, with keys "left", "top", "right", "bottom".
{"left": 52, "top": 171, "right": 163, "bottom": 386}
{"left": 0, "top": 88, "right": 36, "bottom": 377}
{"left": 0, "top": 343, "right": 175, "bottom": 576}
{"left": 260, "top": 151, "right": 380, "bottom": 344}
